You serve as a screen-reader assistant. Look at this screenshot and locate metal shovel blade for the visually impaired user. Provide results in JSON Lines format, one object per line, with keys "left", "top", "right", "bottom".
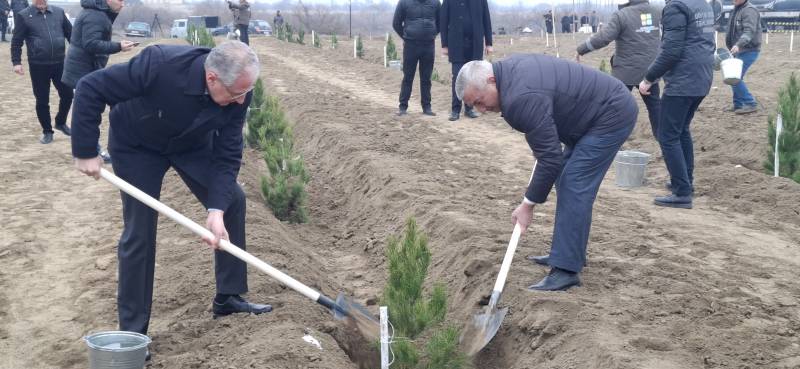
{"left": 461, "top": 304, "right": 508, "bottom": 356}
{"left": 333, "top": 292, "right": 381, "bottom": 341}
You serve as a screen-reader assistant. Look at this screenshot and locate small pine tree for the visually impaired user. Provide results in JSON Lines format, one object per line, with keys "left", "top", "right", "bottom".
{"left": 386, "top": 34, "right": 398, "bottom": 61}
{"left": 331, "top": 33, "right": 338, "bottom": 49}
{"left": 356, "top": 35, "right": 364, "bottom": 58}
{"left": 286, "top": 23, "right": 294, "bottom": 43}
{"left": 276, "top": 24, "right": 285, "bottom": 41}
{"left": 765, "top": 72, "right": 800, "bottom": 182}
{"left": 599, "top": 59, "right": 609, "bottom": 74}
{"left": 251, "top": 78, "right": 265, "bottom": 109}
{"left": 297, "top": 29, "right": 305, "bottom": 44}
{"left": 431, "top": 68, "right": 441, "bottom": 84}
{"left": 313, "top": 31, "right": 321, "bottom": 48}
{"left": 381, "top": 218, "right": 467, "bottom": 369}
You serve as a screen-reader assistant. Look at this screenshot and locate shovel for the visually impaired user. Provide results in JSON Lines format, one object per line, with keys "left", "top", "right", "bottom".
{"left": 461, "top": 222, "right": 523, "bottom": 356}
{"left": 99, "top": 168, "right": 379, "bottom": 340}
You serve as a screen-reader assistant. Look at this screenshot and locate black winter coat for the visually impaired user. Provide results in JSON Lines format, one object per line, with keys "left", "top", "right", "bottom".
{"left": 440, "top": 0, "right": 492, "bottom": 63}
{"left": 393, "top": 0, "right": 440, "bottom": 42}
{"left": 10, "top": 0, "right": 26, "bottom": 14}
{"left": 62, "top": 0, "right": 121, "bottom": 88}
{"left": 11, "top": 5, "right": 72, "bottom": 65}
{"left": 1, "top": 0, "right": 11, "bottom": 14}
{"left": 494, "top": 54, "right": 636, "bottom": 203}
{"left": 644, "top": 0, "right": 715, "bottom": 96}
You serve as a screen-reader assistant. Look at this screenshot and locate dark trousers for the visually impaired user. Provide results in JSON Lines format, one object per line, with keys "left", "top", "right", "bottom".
{"left": 399, "top": 40, "right": 434, "bottom": 110}
{"left": 237, "top": 24, "right": 249, "bottom": 45}
{"left": 450, "top": 42, "right": 475, "bottom": 113}
{"left": 29, "top": 63, "right": 73, "bottom": 134}
{"left": 109, "top": 129, "right": 248, "bottom": 335}
{"left": 657, "top": 95, "right": 704, "bottom": 197}
{"left": 548, "top": 109, "right": 636, "bottom": 273}
{"left": 625, "top": 83, "right": 662, "bottom": 136}
{"left": 0, "top": 16, "right": 7, "bottom": 41}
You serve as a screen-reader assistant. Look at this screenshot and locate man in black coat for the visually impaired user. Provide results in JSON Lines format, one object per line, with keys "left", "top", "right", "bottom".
{"left": 440, "top": 0, "right": 492, "bottom": 121}
{"left": 456, "top": 56, "right": 637, "bottom": 291}
{"left": 0, "top": 0, "right": 9, "bottom": 42}
{"left": 11, "top": 0, "right": 73, "bottom": 144}
{"left": 9, "top": 0, "right": 26, "bottom": 14}
{"left": 543, "top": 10, "right": 553, "bottom": 34}
{"left": 393, "top": 0, "right": 440, "bottom": 116}
{"left": 72, "top": 41, "right": 272, "bottom": 338}
{"left": 639, "top": 0, "right": 714, "bottom": 209}
{"left": 62, "top": 0, "right": 135, "bottom": 163}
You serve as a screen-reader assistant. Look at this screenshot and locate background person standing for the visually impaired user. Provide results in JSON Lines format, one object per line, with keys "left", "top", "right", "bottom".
{"left": 228, "top": 0, "right": 250, "bottom": 45}
{"left": 273, "top": 10, "right": 284, "bottom": 30}
{"left": 639, "top": 0, "right": 715, "bottom": 209}
{"left": 393, "top": 0, "right": 440, "bottom": 116}
{"left": 440, "top": 0, "right": 492, "bottom": 121}
{"left": 11, "top": 0, "right": 73, "bottom": 144}
{"left": 725, "top": 0, "right": 761, "bottom": 114}
{"left": 577, "top": 0, "right": 662, "bottom": 137}
{"left": 0, "top": 0, "right": 9, "bottom": 42}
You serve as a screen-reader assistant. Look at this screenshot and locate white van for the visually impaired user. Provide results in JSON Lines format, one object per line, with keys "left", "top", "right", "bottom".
{"left": 171, "top": 18, "right": 188, "bottom": 38}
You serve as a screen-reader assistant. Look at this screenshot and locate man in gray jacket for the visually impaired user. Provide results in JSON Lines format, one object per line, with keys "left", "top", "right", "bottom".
{"left": 725, "top": 0, "right": 761, "bottom": 114}
{"left": 577, "top": 0, "right": 661, "bottom": 136}
{"left": 639, "top": 0, "right": 714, "bottom": 209}
{"left": 455, "top": 56, "right": 638, "bottom": 291}
{"left": 228, "top": 0, "right": 250, "bottom": 45}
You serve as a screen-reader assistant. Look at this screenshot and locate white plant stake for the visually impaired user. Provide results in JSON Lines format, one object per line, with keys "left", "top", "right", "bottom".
{"left": 766, "top": 31, "right": 769, "bottom": 45}
{"left": 546, "top": 31, "right": 550, "bottom": 47}
{"left": 510, "top": 38, "right": 513, "bottom": 45}
{"left": 775, "top": 113, "right": 783, "bottom": 177}
{"left": 790, "top": 31, "right": 794, "bottom": 52}
{"left": 384, "top": 45, "right": 387, "bottom": 68}
{"left": 354, "top": 38, "right": 357, "bottom": 59}
{"left": 380, "top": 307, "right": 389, "bottom": 369}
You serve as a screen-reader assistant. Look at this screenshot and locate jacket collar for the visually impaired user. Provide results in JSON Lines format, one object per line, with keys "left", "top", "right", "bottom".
{"left": 185, "top": 53, "right": 210, "bottom": 96}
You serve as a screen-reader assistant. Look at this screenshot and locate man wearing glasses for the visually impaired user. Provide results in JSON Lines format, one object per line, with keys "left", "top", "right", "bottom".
{"left": 70, "top": 41, "right": 271, "bottom": 348}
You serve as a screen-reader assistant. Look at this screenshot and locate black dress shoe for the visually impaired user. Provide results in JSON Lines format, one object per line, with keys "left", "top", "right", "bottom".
{"left": 464, "top": 109, "right": 480, "bottom": 119}
{"left": 527, "top": 268, "right": 581, "bottom": 291}
{"left": 526, "top": 255, "right": 550, "bottom": 266}
{"left": 654, "top": 194, "right": 692, "bottom": 209}
{"left": 422, "top": 108, "right": 436, "bottom": 116}
{"left": 55, "top": 124, "right": 71, "bottom": 136}
{"left": 212, "top": 295, "right": 273, "bottom": 318}
{"left": 396, "top": 108, "right": 408, "bottom": 116}
{"left": 40, "top": 133, "right": 54, "bottom": 144}
{"left": 448, "top": 111, "right": 459, "bottom": 121}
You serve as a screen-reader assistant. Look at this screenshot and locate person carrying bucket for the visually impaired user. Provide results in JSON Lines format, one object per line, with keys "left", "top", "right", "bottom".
{"left": 455, "top": 56, "right": 638, "bottom": 291}
{"left": 725, "top": 0, "right": 761, "bottom": 115}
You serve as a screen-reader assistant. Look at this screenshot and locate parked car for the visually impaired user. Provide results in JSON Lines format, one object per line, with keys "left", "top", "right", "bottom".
{"left": 171, "top": 18, "right": 187, "bottom": 38}
{"left": 249, "top": 19, "right": 271, "bottom": 35}
{"left": 125, "top": 22, "right": 152, "bottom": 37}
{"left": 212, "top": 23, "right": 235, "bottom": 37}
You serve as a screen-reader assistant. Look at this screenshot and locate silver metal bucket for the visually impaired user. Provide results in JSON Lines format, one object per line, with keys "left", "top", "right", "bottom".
{"left": 84, "top": 331, "right": 151, "bottom": 369}
{"left": 614, "top": 150, "right": 651, "bottom": 187}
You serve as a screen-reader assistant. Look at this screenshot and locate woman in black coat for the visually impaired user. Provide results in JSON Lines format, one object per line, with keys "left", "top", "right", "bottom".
{"left": 62, "top": 0, "right": 134, "bottom": 162}
{"left": 440, "top": 0, "right": 493, "bottom": 121}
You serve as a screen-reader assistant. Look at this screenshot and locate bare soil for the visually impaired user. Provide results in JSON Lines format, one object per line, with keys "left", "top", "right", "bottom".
{"left": 1, "top": 33, "right": 799, "bottom": 369}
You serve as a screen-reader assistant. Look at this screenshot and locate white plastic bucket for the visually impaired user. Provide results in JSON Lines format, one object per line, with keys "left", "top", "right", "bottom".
{"left": 85, "top": 331, "right": 151, "bottom": 369}
{"left": 614, "top": 150, "right": 651, "bottom": 188}
{"left": 721, "top": 58, "right": 743, "bottom": 85}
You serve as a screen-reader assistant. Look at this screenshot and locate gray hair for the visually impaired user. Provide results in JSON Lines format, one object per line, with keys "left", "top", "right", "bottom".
{"left": 454, "top": 60, "right": 494, "bottom": 101}
{"left": 204, "top": 41, "right": 260, "bottom": 86}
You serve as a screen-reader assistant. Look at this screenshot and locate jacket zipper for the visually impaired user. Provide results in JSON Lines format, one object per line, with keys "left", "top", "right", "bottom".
{"left": 43, "top": 11, "right": 55, "bottom": 62}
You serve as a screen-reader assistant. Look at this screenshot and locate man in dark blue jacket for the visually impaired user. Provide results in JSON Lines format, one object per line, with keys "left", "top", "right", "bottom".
{"left": 440, "top": 0, "right": 492, "bottom": 121}
{"left": 456, "top": 56, "right": 638, "bottom": 291}
{"left": 11, "top": 0, "right": 72, "bottom": 144}
{"left": 0, "top": 0, "right": 9, "bottom": 42}
{"left": 639, "top": 0, "right": 714, "bottom": 209}
{"left": 62, "top": 0, "right": 135, "bottom": 163}
{"left": 393, "top": 0, "right": 440, "bottom": 116}
{"left": 72, "top": 41, "right": 272, "bottom": 338}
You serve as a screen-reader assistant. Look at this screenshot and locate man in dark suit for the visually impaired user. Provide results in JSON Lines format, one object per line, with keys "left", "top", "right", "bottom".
{"left": 72, "top": 41, "right": 272, "bottom": 339}
{"left": 440, "top": 0, "right": 492, "bottom": 121}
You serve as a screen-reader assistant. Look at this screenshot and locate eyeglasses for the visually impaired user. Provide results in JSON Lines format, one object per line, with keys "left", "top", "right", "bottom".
{"left": 223, "top": 83, "right": 254, "bottom": 101}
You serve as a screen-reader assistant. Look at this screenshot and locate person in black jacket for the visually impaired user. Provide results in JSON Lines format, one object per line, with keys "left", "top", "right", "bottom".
{"left": 455, "top": 56, "right": 637, "bottom": 291}
{"left": 393, "top": 0, "right": 440, "bottom": 116}
{"left": 9, "top": 0, "right": 26, "bottom": 14}
{"left": 11, "top": 0, "right": 73, "bottom": 144}
{"left": 440, "top": 0, "right": 492, "bottom": 121}
{"left": 72, "top": 41, "right": 272, "bottom": 341}
{"left": 62, "top": 0, "right": 134, "bottom": 163}
{"left": 544, "top": 10, "right": 553, "bottom": 34}
{"left": 639, "top": 0, "right": 714, "bottom": 209}
{"left": 0, "top": 0, "right": 9, "bottom": 42}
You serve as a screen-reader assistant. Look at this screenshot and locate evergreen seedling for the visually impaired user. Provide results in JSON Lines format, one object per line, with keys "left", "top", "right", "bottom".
{"left": 765, "top": 72, "right": 800, "bottom": 182}
{"left": 285, "top": 23, "right": 294, "bottom": 43}
{"left": 599, "top": 59, "right": 609, "bottom": 74}
{"left": 387, "top": 34, "right": 398, "bottom": 60}
{"left": 356, "top": 35, "right": 364, "bottom": 58}
{"left": 298, "top": 29, "right": 305, "bottom": 45}
{"left": 331, "top": 33, "right": 338, "bottom": 49}
{"left": 313, "top": 32, "right": 321, "bottom": 48}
